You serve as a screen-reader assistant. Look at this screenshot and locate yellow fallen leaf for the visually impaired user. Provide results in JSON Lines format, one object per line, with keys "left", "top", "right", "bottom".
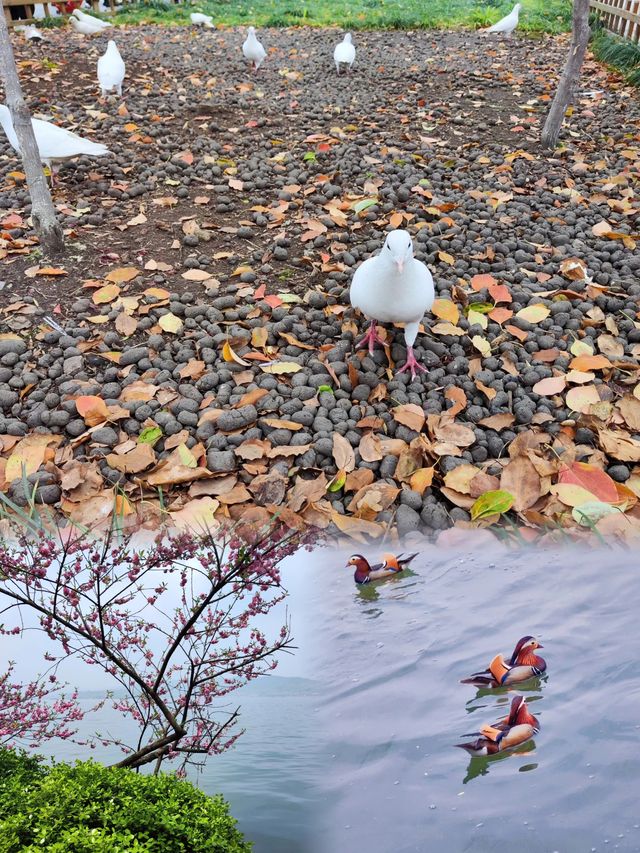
{"left": 5, "top": 434, "right": 62, "bottom": 483}
{"left": 410, "top": 467, "right": 434, "bottom": 495}
{"left": 432, "top": 322, "right": 465, "bottom": 336}
{"left": 467, "top": 309, "right": 488, "bottom": 329}
{"left": 159, "top": 313, "right": 183, "bottom": 334}
{"left": 177, "top": 444, "right": 197, "bottom": 468}
{"left": 515, "top": 304, "right": 550, "bottom": 323}
{"left": 471, "top": 335, "right": 490, "bottom": 356}
{"left": 570, "top": 340, "right": 593, "bottom": 357}
{"left": 252, "top": 327, "right": 268, "bottom": 348}
{"left": 222, "top": 341, "right": 250, "bottom": 366}
{"left": 169, "top": 497, "right": 220, "bottom": 532}
{"left": 260, "top": 362, "right": 303, "bottom": 374}
{"left": 550, "top": 483, "right": 599, "bottom": 507}
{"left": 431, "top": 299, "right": 459, "bottom": 324}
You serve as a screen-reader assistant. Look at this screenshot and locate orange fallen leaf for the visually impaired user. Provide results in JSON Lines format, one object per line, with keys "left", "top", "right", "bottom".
{"left": 75, "top": 395, "right": 110, "bottom": 426}
{"left": 569, "top": 354, "right": 612, "bottom": 372}
{"left": 92, "top": 283, "right": 120, "bottom": 305}
{"left": 105, "top": 267, "right": 140, "bottom": 283}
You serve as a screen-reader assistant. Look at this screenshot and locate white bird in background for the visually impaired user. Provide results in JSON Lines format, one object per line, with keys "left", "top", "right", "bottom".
{"left": 0, "top": 104, "right": 110, "bottom": 184}
{"left": 72, "top": 8, "right": 112, "bottom": 29}
{"left": 350, "top": 230, "right": 435, "bottom": 379}
{"left": 15, "top": 24, "right": 45, "bottom": 41}
{"left": 486, "top": 3, "right": 522, "bottom": 35}
{"left": 242, "top": 26, "right": 266, "bottom": 72}
{"left": 333, "top": 32, "right": 355, "bottom": 74}
{"left": 70, "top": 17, "right": 103, "bottom": 35}
{"left": 97, "top": 40, "right": 125, "bottom": 97}
{"left": 32, "top": 4, "right": 46, "bottom": 19}
{"left": 190, "top": 12, "right": 213, "bottom": 27}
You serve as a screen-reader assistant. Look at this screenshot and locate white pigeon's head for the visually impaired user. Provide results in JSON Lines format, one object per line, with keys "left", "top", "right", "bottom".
{"left": 107, "top": 39, "right": 117, "bottom": 49}
{"left": 513, "top": 3, "right": 522, "bottom": 11}
{"left": 344, "top": 33, "right": 352, "bottom": 43}
{"left": 382, "top": 229, "right": 414, "bottom": 274}
{"left": 247, "top": 26, "right": 256, "bottom": 36}
{"left": 72, "top": 8, "right": 82, "bottom": 18}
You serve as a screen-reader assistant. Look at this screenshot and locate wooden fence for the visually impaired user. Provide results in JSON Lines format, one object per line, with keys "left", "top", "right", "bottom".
{"left": 3, "top": 0, "right": 136, "bottom": 26}
{"left": 590, "top": 0, "right": 640, "bottom": 42}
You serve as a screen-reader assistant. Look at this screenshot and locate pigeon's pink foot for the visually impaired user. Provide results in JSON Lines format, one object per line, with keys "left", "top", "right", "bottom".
{"left": 355, "top": 321, "right": 385, "bottom": 356}
{"left": 396, "top": 346, "right": 427, "bottom": 380}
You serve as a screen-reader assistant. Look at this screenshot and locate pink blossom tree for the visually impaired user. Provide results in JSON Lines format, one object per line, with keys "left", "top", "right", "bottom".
{"left": 0, "top": 524, "right": 308, "bottom": 772}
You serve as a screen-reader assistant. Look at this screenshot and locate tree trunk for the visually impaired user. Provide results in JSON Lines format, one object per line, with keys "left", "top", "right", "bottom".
{"left": 0, "top": 15, "right": 64, "bottom": 255}
{"left": 541, "top": 0, "right": 591, "bottom": 150}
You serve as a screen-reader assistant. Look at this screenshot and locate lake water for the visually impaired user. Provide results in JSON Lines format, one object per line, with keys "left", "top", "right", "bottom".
{"left": 17, "top": 542, "right": 640, "bottom": 852}
{"left": 306, "top": 543, "right": 640, "bottom": 853}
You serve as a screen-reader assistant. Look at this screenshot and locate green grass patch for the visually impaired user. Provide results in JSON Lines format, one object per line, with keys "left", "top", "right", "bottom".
{"left": 115, "top": 0, "right": 572, "bottom": 33}
{"left": 590, "top": 23, "right": 640, "bottom": 86}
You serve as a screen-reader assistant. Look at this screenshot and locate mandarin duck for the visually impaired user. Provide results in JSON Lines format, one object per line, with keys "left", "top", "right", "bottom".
{"left": 346, "top": 552, "right": 417, "bottom": 585}
{"left": 349, "top": 229, "right": 435, "bottom": 379}
{"left": 456, "top": 695, "right": 539, "bottom": 756}
{"left": 461, "top": 636, "right": 546, "bottom": 688}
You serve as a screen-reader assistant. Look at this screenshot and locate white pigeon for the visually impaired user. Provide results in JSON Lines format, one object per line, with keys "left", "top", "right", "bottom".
{"left": 70, "top": 16, "right": 105, "bottom": 35}
{"left": 242, "top": 26, "right": 266, "bottom": 72}
{"left": 190, "top": 12, "right": 213, "bottom": 27}
{"left": 15, "top": 24, "right": 45, "bottom": 41}
{"left": 33, "top": 5, "right": 46, "bottom": 20}
{"left": 486, "top": 3, "right": 521, "bottom": 34}
{"left": 0, "top": 104, "right": 110, "bottom": 183}
{"left": 350, "top": 229, "right": 435, "bottom": 379}
{"left": 72, "top": 8, "right": 112, "bottom": 29}
{"left": 333, "top": 32, "right": 355, "bottom": 74}
{"left": 97, "top": 40, "right": 125, "bottom": 97}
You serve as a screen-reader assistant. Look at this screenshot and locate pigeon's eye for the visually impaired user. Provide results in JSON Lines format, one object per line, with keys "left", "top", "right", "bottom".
{"left": 387, "top": 244, "right": 391, "bottom": 250}
{"left": 407, "top": 243, "right": 411, "bottom": 249}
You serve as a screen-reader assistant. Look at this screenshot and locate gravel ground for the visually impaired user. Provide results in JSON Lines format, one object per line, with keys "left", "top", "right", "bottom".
{"left": 1, "top": 25, "right": 639, "bottom": 540}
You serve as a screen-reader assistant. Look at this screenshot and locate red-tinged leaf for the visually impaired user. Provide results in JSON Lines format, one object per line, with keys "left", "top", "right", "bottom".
{"left": 264, "top": 295, "right": 283, "bottom": 308}
{"left": 566, "top": 384, "right": 600, "bottom": 413}
{"left": 176, "top": 150, "right": 194, "bottom": 165}
{"left": 505, "top": 324, "right": 528, "bottom": 342}
{"left": 254, "top": 283, "right": 266, "bottom": 299}
{"left": 488, "top": 307, "right": 513, "bottom": 325}
{"left": 75, "top": 395, "right": 109, "bottom": 426}
{"left": 532, "top": 376, "right": 566, "bottom": 396}
{"left": 470, "top": 273, "right": 497, "bottom": 291}
{"left": 557, "top": 461, "right": 619, "bottom": 503}
{"left": 487, "top": 283, "right": 512, "bottom": 304}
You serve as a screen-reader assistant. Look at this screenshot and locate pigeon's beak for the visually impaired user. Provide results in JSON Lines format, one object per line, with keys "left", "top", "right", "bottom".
{"left": 395, "top": 259, "right": 404, "bottom": 274}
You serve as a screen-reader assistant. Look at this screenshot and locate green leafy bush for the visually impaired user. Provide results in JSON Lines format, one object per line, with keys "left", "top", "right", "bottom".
{"left": 0, "top": 750, "right": 250, "bottom": 853}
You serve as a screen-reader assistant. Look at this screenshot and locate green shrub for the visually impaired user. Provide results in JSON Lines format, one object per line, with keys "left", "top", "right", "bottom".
{"left": 0, "top": 750, "right": 250, "bottom": 853}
